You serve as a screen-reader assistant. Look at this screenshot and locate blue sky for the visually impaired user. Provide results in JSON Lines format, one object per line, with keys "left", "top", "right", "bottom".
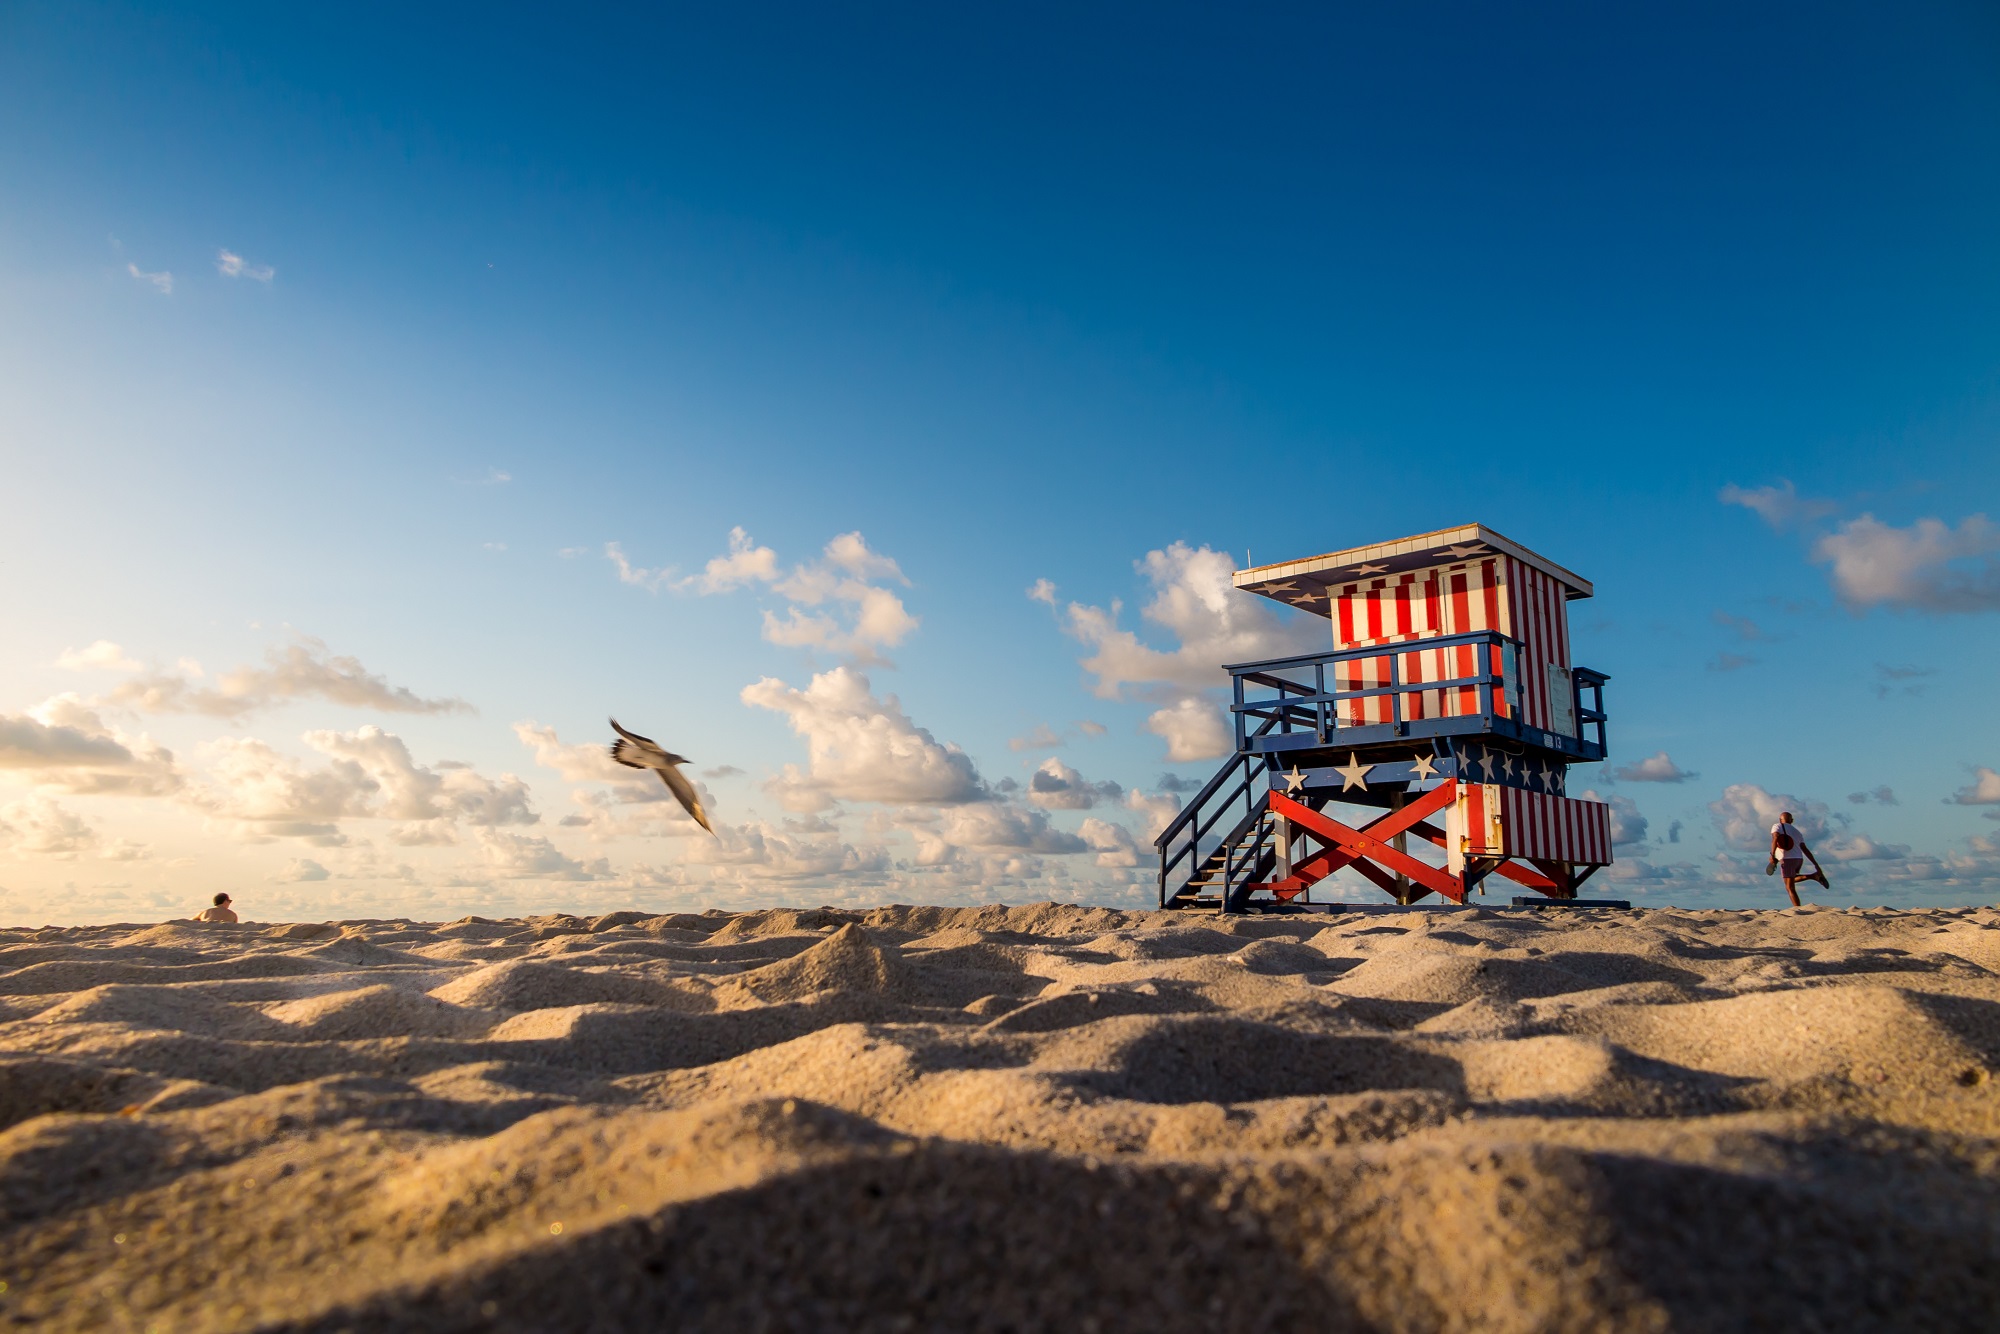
{"left": 4, "top": 1, "right": 1999, "bottom": 922}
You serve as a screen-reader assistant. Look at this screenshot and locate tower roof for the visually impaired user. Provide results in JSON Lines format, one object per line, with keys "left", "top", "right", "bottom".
{"left": 1234, "top": 523, "right": 1593, "bottom": 618}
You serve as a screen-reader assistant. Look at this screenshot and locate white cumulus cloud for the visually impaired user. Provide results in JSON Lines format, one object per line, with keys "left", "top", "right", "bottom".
{"left": 1123, "top": 788, "right": 1182, "bottom": 841}
{"left": 513, "top": 721, "right": 638, "bottom": 786}
{"left": 464, "top": 830, "right": 609, "bottom": 881}
{"left": 97, "top": 837, "right": 151, "bottom": 863}
{"left": 680, "top": 525, "right": 781, "bottom": 594}
{"left": 1079, "top": 816, "right": 1142, "bottom": 868}
{"left": 0, "top": 796, "right": 98, "bottom": 859}
{"left": 1612, "top": 751, "right": 1696, "bottom": 783}
{"left": 108, "top": 635, "right": 468, "bottom": 718}
{"left": 1821, "top": 834, "right": 1908, "bottom": 863}
{"left": 0, "top": 710, "right": 143, "bottom": 772}
{"left": 303, "top": 727, "right": 536, "bottom": 829}
{"left": 1144, "top": 696, "right": 1234, "bottom": 763}
{"left": 1707, "top": 783, "right": 1837, "bottom": 851}
{"left": 685, "top": 818, "right": 894, "bottom": 882}
{"left": 1047, "top": 542, "right": 1317, "bottom": 765}
{"left": 1025, "top": 757, "right": 1123, "bottom": 810}
{"left": 619, "top": 528, "right": 919, "bottom": 664}
{"left": 56, "top": 640, "right": 143, "bottom": 672}
{"left": 1952, "top": 767, "right": 2000, "bottom": 806}
{"left": 189, "top": 727, "right": 534, "bottom": 845}
{"left": 189, "top": 736, "right": 373, "bottom": 844}
{"left": 0, "top": 698, "right": 184, "bottom": 796}
{"left": 1056, "top": 542, "right": 1321, "bottom": 698}
{"left": 741, "top": 666, "right": 984, "bottom": 810}
{"left": 900, "top": 803, "right": 1089, "bottom": 864}
{"left": 557, "top": 778, "right": 718, "bottom": 839}
{"left": 1811, "top": 513, "right": 2000, "bottom": 613}
{"left": 757, "top": 532, "right": 917, "bottom": 663}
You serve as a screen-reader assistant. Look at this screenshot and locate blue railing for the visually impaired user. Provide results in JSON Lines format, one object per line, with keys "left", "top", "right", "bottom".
{"left": 1573, "top": 667, "right": 1609, "bottom": 757}
{"left": 1224, "top": 632, "right": 1608, "bottom": 759}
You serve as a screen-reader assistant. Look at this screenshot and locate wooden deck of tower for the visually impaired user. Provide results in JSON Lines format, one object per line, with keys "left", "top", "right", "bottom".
{"left": 1157, "top": 523, "right": 1615, "bottom": 911}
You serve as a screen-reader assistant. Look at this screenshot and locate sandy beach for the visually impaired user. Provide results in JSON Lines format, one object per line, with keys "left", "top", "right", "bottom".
{"left": 3, "top": 902, "right": 1998, "bottom": 1331}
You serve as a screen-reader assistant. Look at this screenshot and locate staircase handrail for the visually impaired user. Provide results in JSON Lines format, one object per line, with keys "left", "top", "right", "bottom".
{"left": 1157, "top": 779, "right": 1277, "bottom": 909}
{"left": 1153, "top": 711, "right": 1281, "bottom": 855}
{"left": 1155, "top": 760, "right": 1260, "bottom": 887}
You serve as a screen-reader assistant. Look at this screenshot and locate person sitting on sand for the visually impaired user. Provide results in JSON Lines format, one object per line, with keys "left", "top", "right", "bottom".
{"left": 192, "top": 893, "right": 239, "bottom": 923}
{"left": 1769, "top": 813, "right": 1829, "bottom": 907}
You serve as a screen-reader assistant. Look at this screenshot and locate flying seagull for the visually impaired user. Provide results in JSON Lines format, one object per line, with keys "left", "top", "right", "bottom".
{"left": 609, "top": 718, "right": 716, "bottom": 835}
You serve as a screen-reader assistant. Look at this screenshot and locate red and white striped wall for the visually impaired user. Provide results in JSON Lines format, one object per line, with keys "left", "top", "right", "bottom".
{"left": 1328, "top": 556, "right": 1575, "bottom": 736}
{"left": 1500, "top": 556, "right": 1573, "bottom": 737}
{"left": 1456, "top": 783, "right": 1612, "bottom": 865}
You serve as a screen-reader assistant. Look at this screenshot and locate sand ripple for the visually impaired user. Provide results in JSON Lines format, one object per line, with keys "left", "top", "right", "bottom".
{"left": 4, "top": 903, "right": 2000, "bottom": 1331}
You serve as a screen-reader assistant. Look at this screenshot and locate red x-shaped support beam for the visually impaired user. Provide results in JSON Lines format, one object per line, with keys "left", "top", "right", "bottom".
{"left": 1266, "top": 782, "right": 1465, "bottom": 903}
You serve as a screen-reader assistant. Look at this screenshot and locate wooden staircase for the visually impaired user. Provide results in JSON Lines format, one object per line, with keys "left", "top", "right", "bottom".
{"left": 1157, "top": 747, "right": 1272, "bottom": 911}
{"left": 1164, "top": 796, "right": 1284, "bottom": 911}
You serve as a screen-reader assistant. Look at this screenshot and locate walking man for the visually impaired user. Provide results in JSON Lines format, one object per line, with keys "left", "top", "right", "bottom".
{"left": 1769, "top": 812, "right": 1829, "bottom": 907}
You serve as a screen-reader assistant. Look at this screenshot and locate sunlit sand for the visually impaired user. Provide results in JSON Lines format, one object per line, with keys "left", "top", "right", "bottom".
{"left": 4, "top": 903, "right": 1998, "bottom": 1330}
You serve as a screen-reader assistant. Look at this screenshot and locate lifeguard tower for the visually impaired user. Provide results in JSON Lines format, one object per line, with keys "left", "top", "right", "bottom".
{"left": 1157, "top": 524, "right": 1615, "bottom": 911}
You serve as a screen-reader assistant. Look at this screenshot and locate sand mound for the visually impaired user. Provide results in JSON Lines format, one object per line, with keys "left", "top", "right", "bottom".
{"left": 26, "top": 984, "right": 291, "bottom": 1041}
{"left": 900, "top": 934, "right": 1048, "bottom": 974}
{"left": 1563, "top": 984, "right": 1991, "bottom": 1088}
{"left": 6, "top": 902, "right": 2000, "bottom": 1331}
{"left": 489, "top": 993, "right": 910, "bottom": 1076}
{"left": 0, "top": 1056, "right": 166, "bottom": 1129}
{"left": 729, "top": 924, "right": 921, "bottom": 1003}
{"left": 1413, "top": 995, "right": 1537, "bottom": 1038}
{"left": 263, "top": 922, "right": 342, "bottom": 941}
{"left": 427, "top": 959, "right": 684, "bottom": 1012}
{"left": 1046, "top": 1014, "right": 1465, "bottom": 1104}
{"left": 433, "top": 918, "right": 518, "bottom": 940}
{"left": 1330, "top": 949, "right": 1572, "bottom": 1005}
{"left": 706, "top": 909, "right": 854, "bottom": 944}
{"left": 266, "top": 985, "right": 499, "bottom": 1040}
{"left": 109, "top": 923, "right": 234, "bottom": 949}
{"left": 288, "top": 936, "right": 418, "bottom": 967}
{"left": 982, "top": 983, "right": 1209, "bottom": 1033}
{"left": 583, "top": 911, "right": 652, "bottom": 932}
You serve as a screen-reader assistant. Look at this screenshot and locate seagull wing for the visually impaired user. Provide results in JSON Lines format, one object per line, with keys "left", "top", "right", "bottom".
{"left": 609, "top": 718, "right": 713, "bottom": 833}
{"left": 658, "top": 763, "right": 715, "bottom": 835}
{"left": 609, "top": 717, "right": 673, "bottom": 771}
